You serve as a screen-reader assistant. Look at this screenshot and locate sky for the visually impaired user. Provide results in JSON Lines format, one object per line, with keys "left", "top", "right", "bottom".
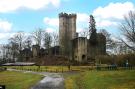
{"left": 0, "top": 0, "right": 135, "bottom": 44}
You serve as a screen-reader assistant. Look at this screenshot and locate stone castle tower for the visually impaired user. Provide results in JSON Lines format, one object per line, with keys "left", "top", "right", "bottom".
{"left": 59, "top": 12, "right": 77, "bottom": 58}
{"left": 59, "top": 12, "right": 106, "bottom": 63}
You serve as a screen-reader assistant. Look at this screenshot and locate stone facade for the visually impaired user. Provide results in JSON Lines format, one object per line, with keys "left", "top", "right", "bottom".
{"left": 72, "top": 37, "right": 88, "bottom": 62}
{"left": 32, "top": 45, "right": 40, "bottom": 58}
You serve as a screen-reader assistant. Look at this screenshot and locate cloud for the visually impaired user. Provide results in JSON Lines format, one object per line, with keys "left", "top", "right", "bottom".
{"left": 76, "top": 13, "right": 89, "bottom": 32}
{"left": 0, "top": 33, "right": 15, "bottom": 40}
{"left": 92, "top": 2, "right": 135, "bottom": 28}
{"left": 43, "top": 17, "right": 59, "bottom": 27}
{"left": 93, "top": 2, "right": 135, "bottom": 19}
{"left": 0, "top": 19, "right": 12, "bottom": 32}
{"left": 76, "top": 28, "right": 83, "bottom": 32}
{"left": 0, "top": 0, "right": 61, "bottom": 13}
{"left": 43, "top": 13, "right": 89, "bottom": 33}
{"left": 43, "top": 17, "right": 59, "bottom": 33}
{"left": 96, "top": 20, "right": 117, "bottom": 27}
{"left": 77, "top": 13, "right": 89, "bottom": 23}
{"left": 45, "top": 28, "right": 56, "bottom": 33}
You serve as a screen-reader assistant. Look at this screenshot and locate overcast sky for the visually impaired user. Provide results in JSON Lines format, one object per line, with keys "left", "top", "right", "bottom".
{"left": 0, "top": 0, "right": 135, "bottom": 44}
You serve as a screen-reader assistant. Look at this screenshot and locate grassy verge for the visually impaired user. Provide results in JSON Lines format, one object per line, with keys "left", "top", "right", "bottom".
{"left": 64, "top": 73, "right": 79, "bottom": 89}
{"left": 0, "top": 71, "right": 43, "bottom": 89}
{"left": 64, "top": 70, "right": 135, "bottom": 89}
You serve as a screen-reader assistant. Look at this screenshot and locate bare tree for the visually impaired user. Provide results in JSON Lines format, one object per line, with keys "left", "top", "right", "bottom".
{"left": 43, "top": 31, "right": 52, "bottom": 54}
{"left": 51, "top": 32, "right": 59, "bottom": 55}
{"left": 11, "top": 31, "right": 25, "bottom": 51}
{"left": 8, "top": 31, "right": 25, "bottom": 61}
{"left": 2, "top": 44, "right": 11, "bottom": 59}
{"left": 79, "top": 28, "right": 90, "bottom": 38}
{"left": 99, "top": 29, "right": 119, "bottom": 54}
{"left": 24, "top": 36, "right": 32, "bottom": 49}
{"left": 99, "top": 29, "right": 111, "bottom": 41}
{"left": 100, "top": 29, "right": 133, "bottom": 54}
{"left": 8, "top": 38, "right": 19, "bottom": 62}
{"left": 51, "top": 32, "right": 59, "bottom": 46}
{"left": 1, "top": 45, "right": 7, "bottom": 59}
{"left": 119, "top": 11, "right": 135, "bottom": 51}
{"left": 32, "top": 28, "right": 43, "bottom": 46}
{"left": 99, "top": 29, "right": 113, "bottom": 46}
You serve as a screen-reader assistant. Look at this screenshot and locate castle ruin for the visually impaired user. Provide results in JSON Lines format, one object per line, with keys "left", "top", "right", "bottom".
{"left": 20, "top": 12, "right": 106, "bottom": 65}
{"left": 59, "top": 12, "right": 106, "bottom": 63}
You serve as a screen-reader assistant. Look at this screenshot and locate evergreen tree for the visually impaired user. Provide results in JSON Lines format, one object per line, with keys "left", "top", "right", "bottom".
{"left": 89, "top": 15, "right": 97, "bottom": 45}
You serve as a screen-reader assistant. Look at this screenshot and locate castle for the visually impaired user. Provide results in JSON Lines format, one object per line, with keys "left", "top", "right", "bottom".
{"left": 59, "top": 12, "right": 106, "bottom": 63}
{"left": 20, "top": 12, "right": 106, "bottom": 64}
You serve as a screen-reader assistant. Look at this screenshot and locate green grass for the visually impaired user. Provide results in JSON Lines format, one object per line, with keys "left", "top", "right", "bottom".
{"left": 64, "top": 73, "right": 79, "bottom": 89}
{"left": 0, "top": 71, "right": 43, "bottom": 89}
{"left": 65, "top": 70, "right": 135, "bottom": 89}
{"left": 5, "top": 66, "right": 135, "bottom": 89}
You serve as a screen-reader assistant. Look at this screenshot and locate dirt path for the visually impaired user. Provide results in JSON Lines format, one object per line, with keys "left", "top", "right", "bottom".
{"left": 7, "top": 69, "right": 65, "bottom": 89}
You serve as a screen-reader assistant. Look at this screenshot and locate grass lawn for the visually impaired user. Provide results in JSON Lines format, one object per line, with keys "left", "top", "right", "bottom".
{"left": 64, "top": 73, "right": 79, "bottom": 89}
{"left": 0, "top": 71, "right": 43, "bottom": 89}
{"left": 65, "top": 70, "right": 135, "bottom": 89}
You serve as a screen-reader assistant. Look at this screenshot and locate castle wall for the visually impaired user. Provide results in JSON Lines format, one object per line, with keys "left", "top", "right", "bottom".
{"left": 32, "top": 45, "right": 40, "bottom": 58}
{"left": 73, "top": 37, "right": 87, "bottom": 62}
{"left": 97, "top": 33, "right": 106, "bottom": 55}
{"left": 87, "top": 33, "right": 106, "bottom": 61}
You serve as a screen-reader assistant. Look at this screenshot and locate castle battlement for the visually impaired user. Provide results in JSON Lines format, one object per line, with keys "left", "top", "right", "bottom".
{"left": 59, "top": 12, "right": 68, "bottom": 17}
{"left": 68, "top": 14, "right": 76, "bottom": 18}
{"left": 59, "top": 12, "right": 76, "bottom": 18}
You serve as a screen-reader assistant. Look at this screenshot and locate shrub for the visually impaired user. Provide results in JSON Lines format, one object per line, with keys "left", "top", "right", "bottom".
{"left": 95, "top": 55, "right": 115, "bottom": 65}
{"left": 116, "top": 53, "right": 135, "bottom": 66}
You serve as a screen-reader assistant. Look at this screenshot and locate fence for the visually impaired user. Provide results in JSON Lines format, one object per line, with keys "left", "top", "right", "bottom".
{"left": 2, "top": 65, "right": 135, "bottom": 72}
{"left": 96, "top": 65, "right": 135, "bottom": 71}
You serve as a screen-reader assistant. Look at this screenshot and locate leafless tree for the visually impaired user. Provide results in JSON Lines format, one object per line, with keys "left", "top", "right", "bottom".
{"left": 119, "top": 11, "right": 135, "bottom": 51}
{"left": 79, "top": 28, "right": 90, "bottom": 38}
{"left": 51, "top": 32, "right": 59, "bottom": 55}
{"left": 8, "top": 31, "right": 25, "bottom": 61}
{"left": 11, "top": 31, "right": 25, "bottom": 51}
{"left": 99, "top": 29, "right": 118, "bottom": 54}
{"left": 43, "top": 31, "right": 52, "bottom": 54}
{"left": 1, "top": 45, "right": 7, "bottom": 59}
{"left": 2, "top": 44, "right": 11, "bottom": 59}
{"left": 99, "top": 29, "right": 113, "bottom": 45}
{"left": 51, "top": 32, "right": 59, "bottom": 46}
{"left": 24, "top": 36, "right": 32, "bottom": 49}
{"left": 8, "top": 38, "right": 19, "bottom": 62}
{"left": 32, "top": 28, "right": 43, "bottom": 46}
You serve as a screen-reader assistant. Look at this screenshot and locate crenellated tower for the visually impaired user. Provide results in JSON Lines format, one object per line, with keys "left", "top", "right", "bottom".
{"left": 59, "top": 12, "right": 77, "bottom": 58}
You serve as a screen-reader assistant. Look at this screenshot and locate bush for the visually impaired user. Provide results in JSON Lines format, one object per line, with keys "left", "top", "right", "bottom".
{"left": 116, "top": 53, "right": 135, "bottom": 66}
{"left": 95, "top": 55, "right": 115, "bottom": 65}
